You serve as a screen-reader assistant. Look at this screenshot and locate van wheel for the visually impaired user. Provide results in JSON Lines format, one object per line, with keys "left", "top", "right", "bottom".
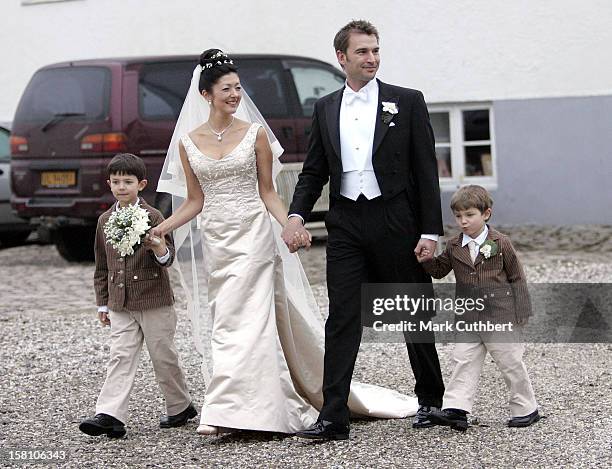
{"left": 155, "top": 193, "right": 173, "bottom": 218}
{"left": 55, "top": 227, "right": 96, "bottom": 262}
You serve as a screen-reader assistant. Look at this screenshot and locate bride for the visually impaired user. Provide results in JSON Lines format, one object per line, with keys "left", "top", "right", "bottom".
{"left": 153, "top": 49, "right": 417, "bottom": 437}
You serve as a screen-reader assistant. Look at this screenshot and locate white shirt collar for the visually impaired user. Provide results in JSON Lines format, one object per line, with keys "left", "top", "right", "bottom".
{"left": 461, "top": 224, "right": 489, "bottom": 247}
{"left": 115, "top": 197, "right": 141, "bottom": 210}
{"left": 342, "top": 79, "right": 378, "bottom": 104}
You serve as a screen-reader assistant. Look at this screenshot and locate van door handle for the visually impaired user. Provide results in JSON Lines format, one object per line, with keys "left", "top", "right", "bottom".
{"left": 281, "top": 126, "right": 294, "bottom": 139}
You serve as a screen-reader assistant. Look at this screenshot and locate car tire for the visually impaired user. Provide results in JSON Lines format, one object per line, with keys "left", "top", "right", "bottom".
{"left": 0, "top": 230, "right": 32, "bottom": 248}
{"left": 55, "top": 226, "right": 96, "bottom": 262}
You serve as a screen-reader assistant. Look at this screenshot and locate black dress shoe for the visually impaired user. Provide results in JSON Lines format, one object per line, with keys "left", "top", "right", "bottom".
{"left": 412, "top": 405, "right": 440, "bottom": 429}
{"left": 508, "top": 409, "right": 541, "bottom": 427}
{"left": 429, "top": 408, "right": 469, "bottom": 432}
{"left": 79, "top": 413, "right": 126, "bottom": 438}
{"left": 296, "top": 420, "right": 349, "bottom": 440}
{"left": 160, "top": 403, "right": 198, "bottom": 428}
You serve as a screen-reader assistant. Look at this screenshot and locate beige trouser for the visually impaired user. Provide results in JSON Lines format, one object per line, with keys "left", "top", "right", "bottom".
{"left": 442, "top": 328, "right": 538, "bottom": 417}
{"left": 95, "top": 305, "right": 192, "bottom": 424}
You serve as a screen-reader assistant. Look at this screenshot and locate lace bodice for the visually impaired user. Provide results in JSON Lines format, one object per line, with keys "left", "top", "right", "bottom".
{"left": 181, "top": 123, "right": 263, "bottom": 221}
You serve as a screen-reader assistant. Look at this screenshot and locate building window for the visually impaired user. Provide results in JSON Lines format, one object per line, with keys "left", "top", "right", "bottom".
{"left": 428, "top": 104, "right": 496, "bottom": 191}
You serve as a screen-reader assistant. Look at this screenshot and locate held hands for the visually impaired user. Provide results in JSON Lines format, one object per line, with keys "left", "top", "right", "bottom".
{"left": 148, "top": 225, "right": 165, "bottom": 239}
{"left": 143, "top": 230, "right": 167, "bottom": 257}
{"left": 98, "top": 311, "right": 110, "bottom": 326}
{"left": 281, "top": 217, "right": 312, "bottom": 253}
{"left": 415, "top": 238, "right": 437, "bottom": 263}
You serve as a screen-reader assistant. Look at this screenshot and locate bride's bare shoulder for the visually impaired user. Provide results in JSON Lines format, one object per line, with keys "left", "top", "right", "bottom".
{"left": 233, "top": 118, "right": 252, "bottom": 131}
{"left": 187, "top": 123, "right": 209, "bottom": 140}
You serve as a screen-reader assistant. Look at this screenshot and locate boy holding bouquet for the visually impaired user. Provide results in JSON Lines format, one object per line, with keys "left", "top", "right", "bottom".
{"left": 79, "top": 153, "right": 195, "bottom": 438}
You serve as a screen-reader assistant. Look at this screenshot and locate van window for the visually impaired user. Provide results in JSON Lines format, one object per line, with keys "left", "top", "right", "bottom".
{"left": 139, "top": 62, "right": 193, "bottom": 120}
{"left": 14, "top": 67, "right": 110, "bottom": 123}
{"left": 288, "top": 63, "right": 344, "bottom": 116}
{"left": 0, "top": 128, "right": 9, "bottom": 161}
{"left": 235, "top": 60, "right": 290, "bottom": 118}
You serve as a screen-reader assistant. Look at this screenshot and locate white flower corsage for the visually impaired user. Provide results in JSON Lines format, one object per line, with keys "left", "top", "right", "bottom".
{"left": 479, "top": 240, "right": 499, "bottom": 259}
{"left": 381, "top": 101, "right": 399, "bottom": 125}
{"left": 382, "top": 102, "right": 398, "bottom": 114}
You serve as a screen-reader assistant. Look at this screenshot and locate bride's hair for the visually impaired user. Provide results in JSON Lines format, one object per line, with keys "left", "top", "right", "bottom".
{"left": 199, "top": 48, "right": 238, "bottom": 93}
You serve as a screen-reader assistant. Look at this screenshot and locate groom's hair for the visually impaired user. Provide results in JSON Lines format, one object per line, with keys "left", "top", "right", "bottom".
{"left": 334, "top": 20, "right": 379, "bottom": 54}
{"left": 107, "top": 153, "right": 146, "bottom": 181}
{"left": 450, "top": 185, "right": 493, "bottom": 217}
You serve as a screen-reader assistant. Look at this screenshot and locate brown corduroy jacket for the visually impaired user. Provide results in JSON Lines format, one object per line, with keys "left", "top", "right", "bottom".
{"left": 422, "top": 227, "right": 532, "bottom": 323}
{"left": 94, "top": 200, "right": 175, "bottom": 312}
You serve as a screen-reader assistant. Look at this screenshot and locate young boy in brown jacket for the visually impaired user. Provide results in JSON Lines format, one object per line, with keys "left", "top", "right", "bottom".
{"left": 417, "top": 185, "right": 540, "bottom": 431}
{"left": 79, "top": 153, "right": 195, "bottom": 438}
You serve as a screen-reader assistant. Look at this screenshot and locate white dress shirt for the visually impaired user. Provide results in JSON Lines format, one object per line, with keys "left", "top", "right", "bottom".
{"left": 461, "top": 224, "right": 489, "bottom": 248}
{"left": 339, "top": 78, "right": 381, "bottom": 200}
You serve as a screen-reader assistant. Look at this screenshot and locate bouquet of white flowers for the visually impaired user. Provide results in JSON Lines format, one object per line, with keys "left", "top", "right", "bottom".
{"left": 104, "top": 204, "right": 152, "bottom": 257}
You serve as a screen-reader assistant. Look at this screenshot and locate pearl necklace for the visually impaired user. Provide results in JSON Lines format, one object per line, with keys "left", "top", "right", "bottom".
{"left": 207, "top": 116, "right": 235, "bottom": 142}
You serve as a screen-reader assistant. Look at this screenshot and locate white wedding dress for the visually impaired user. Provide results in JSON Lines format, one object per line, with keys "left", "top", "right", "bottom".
{"left": 181, "top": 123, "right": 418, "bottom": 433}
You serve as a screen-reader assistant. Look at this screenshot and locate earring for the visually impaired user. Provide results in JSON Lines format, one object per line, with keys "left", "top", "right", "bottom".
{"left": 207, "top": 100, "right": 212, "bottom": 105}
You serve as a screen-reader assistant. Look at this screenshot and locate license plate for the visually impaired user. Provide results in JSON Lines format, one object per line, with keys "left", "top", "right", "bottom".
{"left": 41, "top": 171, "right": 76, "bottom": 188}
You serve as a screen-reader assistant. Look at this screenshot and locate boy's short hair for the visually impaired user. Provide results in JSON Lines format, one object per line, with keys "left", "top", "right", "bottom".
{"left": 107, "top": 153, "right": 146, "bottom": 181}
{"left": 334, "top": 20, "right": 379, "bottom": 54}
{"left": 450, "top": 185, "right": 493, "bottom": 215}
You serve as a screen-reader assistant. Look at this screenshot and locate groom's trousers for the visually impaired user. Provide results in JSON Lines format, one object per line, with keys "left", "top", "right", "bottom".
{"left": 95, "top": 305, "right": 192, "bottom": 424}
{"left": 320, "top": 194, "right": 445, "bottom": 426}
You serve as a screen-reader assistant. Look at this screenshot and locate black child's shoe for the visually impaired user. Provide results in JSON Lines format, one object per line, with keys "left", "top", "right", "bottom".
{"left": 159, "top": 403, "right": 198, "bottom": 428}
{"left": 79, "top": 413, "right": 126, "bottom": 438}
{"left": 412, "top": 406, "right": 440, "bottom": 429}
{"left": 296, "top": 420, "right": 349, "bottom": 440}
{"left": 507, "top": 409, "right": 541, "bottom": 427}
{"left": 429, "top": 408, "right": 469, "bottom": 432}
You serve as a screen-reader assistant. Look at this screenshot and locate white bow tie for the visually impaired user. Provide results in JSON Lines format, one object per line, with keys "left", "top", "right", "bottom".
{"left": 343, "top": 87, "right": 368, "bottom": 105}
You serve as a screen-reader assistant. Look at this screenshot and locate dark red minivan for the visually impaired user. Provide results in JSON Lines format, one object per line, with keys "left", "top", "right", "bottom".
{"left": 11, "top": 55, "right": 344, "bottom": 261}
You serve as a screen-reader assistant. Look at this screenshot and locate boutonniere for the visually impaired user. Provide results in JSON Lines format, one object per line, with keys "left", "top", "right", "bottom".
{"left": 479, "top": 240, "right": 499, "bottom": 259}
{"left": 381, "top": 101, "right": 398, "bottom": 125}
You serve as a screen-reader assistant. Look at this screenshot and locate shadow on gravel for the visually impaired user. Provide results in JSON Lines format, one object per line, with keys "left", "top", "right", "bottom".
{"left": 197, "top": 419, "right": 378, "bottom": 445}
{"left": 199, "top": 430, "right": 294, "bottom": 446}
{"left": 0, "top": 231, "right": 49, "bottom": 251}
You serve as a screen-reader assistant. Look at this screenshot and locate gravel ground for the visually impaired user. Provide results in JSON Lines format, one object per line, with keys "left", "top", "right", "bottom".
{"left": 1, "top": 227, "right": 611, "bottom": 468}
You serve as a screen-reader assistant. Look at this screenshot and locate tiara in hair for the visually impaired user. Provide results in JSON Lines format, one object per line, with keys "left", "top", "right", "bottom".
{"left": 201, "top": 51, "right": 234, "bottom": 70}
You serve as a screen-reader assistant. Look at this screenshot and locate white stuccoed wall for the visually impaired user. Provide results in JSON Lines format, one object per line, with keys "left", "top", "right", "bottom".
{"left": 2, "top": 0, "right": 612, "bottom": 121}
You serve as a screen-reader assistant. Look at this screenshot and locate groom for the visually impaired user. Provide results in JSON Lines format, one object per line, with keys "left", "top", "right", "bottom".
{"left": 282, "top": 20, "right": 445, "bottom": 440}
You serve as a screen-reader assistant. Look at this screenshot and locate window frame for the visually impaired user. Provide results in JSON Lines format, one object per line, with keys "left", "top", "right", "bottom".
{"left": 428, "top": 102, "right": 497, "bottom": 191}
